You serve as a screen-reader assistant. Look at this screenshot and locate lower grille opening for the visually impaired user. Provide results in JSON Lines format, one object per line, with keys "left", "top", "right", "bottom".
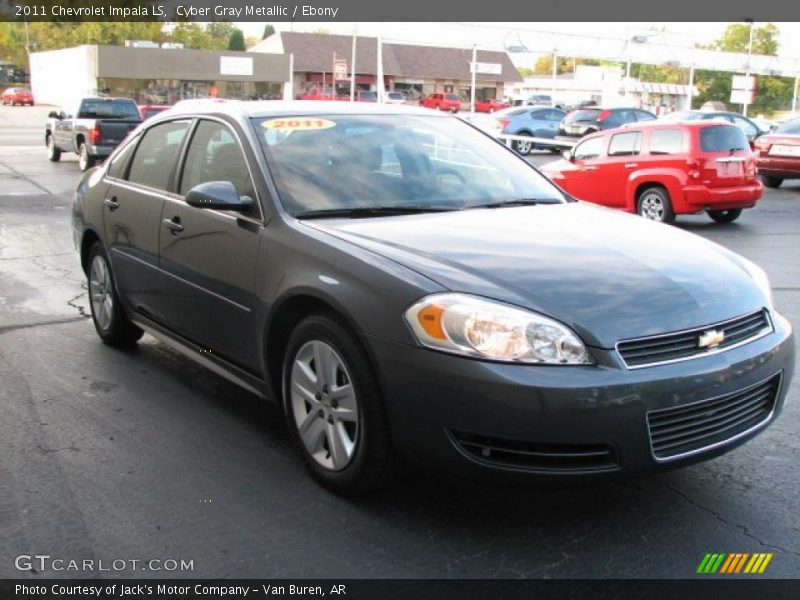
{"left": 450, "top": 430, "right": 619, "bottom": 472}
{"left": 647, "top": 373, "right": 781, "bottom": 460}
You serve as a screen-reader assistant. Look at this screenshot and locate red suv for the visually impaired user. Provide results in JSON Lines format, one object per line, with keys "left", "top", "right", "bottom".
{"left": 420, "top": 93, "right": 461, "bottom": 113}
{"left": 541, "top": 121, "right": 762, "bottom": 224}
{"left": 2, "top": 87, "right": 34, "bottom": 106}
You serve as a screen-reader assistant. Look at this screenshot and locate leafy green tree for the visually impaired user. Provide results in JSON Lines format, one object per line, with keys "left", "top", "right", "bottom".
{"left": 228, "top": 29, "right": 246, "bottom": 52}
{"left": 694, "top": 23, "right": 790, "bottom": 115}
{"left": 263, "top": 24, "right": 275, "bottom": 40}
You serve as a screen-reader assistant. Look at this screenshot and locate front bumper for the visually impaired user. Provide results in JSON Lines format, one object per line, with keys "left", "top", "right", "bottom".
{"left": 368, "top": 312, "right": 794, "bottom": 483}
{"left": 682, "top": 181, "right": 762, "bottom": 210}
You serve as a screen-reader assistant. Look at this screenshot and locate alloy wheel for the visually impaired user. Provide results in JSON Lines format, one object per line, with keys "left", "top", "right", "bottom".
{"left": 89, "top": 254, "right": 113, "bottom": 331}
{"left": 290, "top": 340, "right": 359, "bottom": 471}
{"left": 639, "top": 192, "right": 665, "bottom": 221}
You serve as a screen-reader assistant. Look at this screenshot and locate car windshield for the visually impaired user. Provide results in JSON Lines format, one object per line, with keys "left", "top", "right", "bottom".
{"left": 78, "top": 99, "right": 140, "bottom": 119}
{"left": 774, "top": 117, "right": 800, "bottom": 135}
{"left": 564, "top": 109, "right": 601, "bottom": 124}
{"left": 699, "top": 125, "right": 749, "bottom": 152}
{"left": 253, "top": 114, "right": 566, "bottom": 217}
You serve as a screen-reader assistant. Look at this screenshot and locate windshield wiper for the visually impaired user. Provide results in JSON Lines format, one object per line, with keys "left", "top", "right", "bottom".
{"left": 469, "top": 198, "right": 560, "bottom": 209}
{"left": 295, "top": 206, "right": 459, "bottom": 219}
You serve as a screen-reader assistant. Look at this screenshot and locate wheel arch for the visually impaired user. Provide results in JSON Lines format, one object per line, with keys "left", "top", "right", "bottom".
{"left": 79, "top": 228, "right": 102, "bottom": 273}
{"left": 628, "top": 173, "right": 683, "bottom": 213}
{"left": 263, "top": 291, "right": 377, "bottom": 404}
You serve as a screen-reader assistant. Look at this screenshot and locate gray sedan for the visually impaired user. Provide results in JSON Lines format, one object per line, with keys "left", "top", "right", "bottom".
{"left": 72, "top": 101, "right": 794, "bottom": 495}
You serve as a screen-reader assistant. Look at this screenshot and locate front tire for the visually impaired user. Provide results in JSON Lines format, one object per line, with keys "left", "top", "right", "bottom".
{"left": 707, "top": 208, "right": 742, "bottom": 223}
{"left": 87, "top": 243, "right": 143, "bottom": 347}
{"left": 761, "top": 175, "right": 783, "bottom": 189}
{"left": 46, "top": 134, "right": 61, "bottom": 162}
{"left": 283, "top": 314, "right": 395, "bottom": 495}
{"left": 78, "top": 142, "right": 95, "bottom": 172}
{"left": 637, "top": 186, "right": 675, "bottom": 224}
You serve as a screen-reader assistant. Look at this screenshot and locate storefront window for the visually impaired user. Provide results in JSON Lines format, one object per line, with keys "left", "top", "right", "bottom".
{"left": 98, "top": 78, "right": 283, "bottom": 105}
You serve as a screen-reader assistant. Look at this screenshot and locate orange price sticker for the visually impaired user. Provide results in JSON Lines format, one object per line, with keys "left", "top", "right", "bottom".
{"left": 262, "top": 118, "right": 336, "bottom": 131}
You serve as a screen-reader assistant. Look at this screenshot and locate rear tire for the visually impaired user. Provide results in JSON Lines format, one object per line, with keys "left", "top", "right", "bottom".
{"left": 46, "top": 134, "right": 61, "bottom": 162}
{"left": 637, "top": 186, "right": 675, "bottom": 224}
{"left": 707, "top": 208, "right": 742, "bottom": 223}
{"left": 761, "top": 175, "right": 783, "bottom": 189}
{"left": 282, "top": 314, "right": 395, "bottom": 495}
{"left": 78, "top": 142, "right": 95, "bottom": 172}
{"left": 87, "top": 243, "right": 143, "bottom": 347}
{"left": 512, "top": 133, "right": 533, "bottom": 156}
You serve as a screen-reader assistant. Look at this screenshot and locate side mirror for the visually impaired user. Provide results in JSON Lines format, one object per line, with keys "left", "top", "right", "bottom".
{"left": 562, "top": 150, "right": 573, "bottom": 161}
{"left": 185, "top": 181, "right": 253, "bottom": 212}
{"left": 48, "top": 111, "right": 63, "bottom": 120}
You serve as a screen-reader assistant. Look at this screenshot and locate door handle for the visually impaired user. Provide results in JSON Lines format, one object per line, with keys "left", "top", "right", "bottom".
{"left": 163, "top": 217, "right": 184, "bottom": 234}
{"left": 625, "top": 163, "right": 638, "bottom": 169}
{"left": 582, "top": 166, "right": 598, "bottom": 171}
{"left": 104, "top": 197, "right": 119, "bottom": 211}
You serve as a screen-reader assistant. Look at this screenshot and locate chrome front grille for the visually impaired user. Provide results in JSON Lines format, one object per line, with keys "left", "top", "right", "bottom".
{"left": 617, "top": 310, "right": 772, "bottom": 369}
{"left": 647, "top": 373, "right": 781, "bottom": 460}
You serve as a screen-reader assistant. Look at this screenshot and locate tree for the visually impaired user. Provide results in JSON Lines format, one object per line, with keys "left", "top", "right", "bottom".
{"left": 262, "top": 24, "right": 275, "bottom": 40}
{"left": 694, "top": 23, "right": 791, "bottom": 115}
{"left": 228, "top": 28, "right": 246, "bottom": 52}
{"left": 523, "top": 54, "right": 600, "bottom": 77}
{"left": 708, "top": 22, "right": 779, "bottom": 55}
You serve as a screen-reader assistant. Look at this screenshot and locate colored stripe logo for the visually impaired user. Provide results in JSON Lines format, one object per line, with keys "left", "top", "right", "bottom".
{"left": 697, "top": 552, "right": 773, "bottom": 574}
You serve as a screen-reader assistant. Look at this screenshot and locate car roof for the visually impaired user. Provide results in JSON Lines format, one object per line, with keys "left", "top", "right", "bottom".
{"left": 614, "top": 119, "right": 737, "bottom": 131}
{"left": 166, "top": 99, "right": 443, "bottom": 119}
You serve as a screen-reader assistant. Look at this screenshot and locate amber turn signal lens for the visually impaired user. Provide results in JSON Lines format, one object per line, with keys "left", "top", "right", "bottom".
{"left": 417, "top": 304, "right": 447, "bottom": 340}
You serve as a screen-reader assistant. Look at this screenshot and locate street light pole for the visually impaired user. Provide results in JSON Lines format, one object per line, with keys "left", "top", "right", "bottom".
{"left": 350, "top": 25, "right": 357, "bottom": 102}
{"left": 470, "top": 44, "right": 477, "bottom": 117}
{"left": 792, "top": 72, "right": 799, "bottom": 117}
{"left": 743, "top": 19, "right": 755, "bottom": 116}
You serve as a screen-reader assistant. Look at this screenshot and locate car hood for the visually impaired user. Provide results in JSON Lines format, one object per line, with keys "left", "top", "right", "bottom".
{"left": 305, "top": 203, "right": 768, "bottom": 348}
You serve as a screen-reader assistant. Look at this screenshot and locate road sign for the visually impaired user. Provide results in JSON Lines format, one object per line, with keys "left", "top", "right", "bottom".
{"left": 732, "top": 75, "right": 756, "bottom": 91}
{"left": 730, "top": 89, "right": 755, "bottom": 104}
{"left": 333, "top": 59, "right": 348, "bottom": 81}
{"left": 471, "top": 62, "right": 502, "bottom": 75}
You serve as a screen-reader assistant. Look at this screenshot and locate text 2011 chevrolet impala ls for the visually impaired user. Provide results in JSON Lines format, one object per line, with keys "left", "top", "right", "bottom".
{"left": 72, "top": 101, "right": 794, "bottom": 494}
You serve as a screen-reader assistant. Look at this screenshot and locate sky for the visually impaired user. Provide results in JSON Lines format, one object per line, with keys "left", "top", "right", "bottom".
{"left": 237, "top": 22, "right": 800, "bottom": 63}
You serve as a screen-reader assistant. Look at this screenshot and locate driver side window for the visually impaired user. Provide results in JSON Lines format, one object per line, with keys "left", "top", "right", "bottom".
{"left": 179, "top": 120, "right": 257, "bottom": 206}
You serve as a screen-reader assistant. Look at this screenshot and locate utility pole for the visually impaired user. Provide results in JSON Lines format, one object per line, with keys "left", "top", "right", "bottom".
{"left": 376, "top": 34, "right": 384, "bottom": 103}
{"left": 470, "top": 44, "right": 477, "bottom": 117}
{"left": 350, "top": 26, "right": 357, "bottom": 102}
{"left": 792, "top": 72, "right": 798, "bottom": 116}
{"left": 743, "top": 19, "right": 755, "bottom": 116}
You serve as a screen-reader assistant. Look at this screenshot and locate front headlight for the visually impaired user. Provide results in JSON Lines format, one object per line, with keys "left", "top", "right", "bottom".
{"left": 404, "top": 293, "right": 592, "bottom": 364}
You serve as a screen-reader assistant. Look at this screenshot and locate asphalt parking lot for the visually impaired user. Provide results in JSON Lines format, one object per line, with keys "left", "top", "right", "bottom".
{"left": 1, "top": 104, "right": 798, "bottom": 579}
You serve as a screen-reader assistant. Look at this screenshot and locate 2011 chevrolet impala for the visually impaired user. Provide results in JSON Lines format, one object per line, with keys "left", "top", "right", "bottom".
{"left": 72, "top": 101, "right": 795, "bottom": 494}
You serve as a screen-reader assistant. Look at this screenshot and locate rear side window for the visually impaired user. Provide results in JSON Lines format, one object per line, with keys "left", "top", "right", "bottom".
{"left": 573, "top": 136, "right": 604, "bottom": 160}
{"left": 107, "top": 135, "right": 138, "bottom": 179}
{"left": 649, "top": 129, "right": 683, "bottom": 155}
{"left": 127, "top": 120, "right": 190, "bottom": 190}
{"left": 699, "top": 125, "right": 749, "bottom": 152}
{"left": 608, "top": 132, "right": 642, "bottom": 156}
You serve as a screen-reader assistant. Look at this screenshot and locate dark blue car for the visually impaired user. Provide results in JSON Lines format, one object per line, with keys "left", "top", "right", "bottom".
{"left": 495, "top": 106, "right": 566, "bottom": 155}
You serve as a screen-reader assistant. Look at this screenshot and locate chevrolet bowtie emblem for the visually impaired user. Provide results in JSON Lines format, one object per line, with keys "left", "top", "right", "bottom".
{"left": 698, "top": 329, "right": 725, "bottom": 349}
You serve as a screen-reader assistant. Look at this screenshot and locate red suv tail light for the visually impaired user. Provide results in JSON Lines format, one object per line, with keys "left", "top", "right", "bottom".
{"left": 596, "top": 110, "right": 612, "bottom": 122}
{"left": 89, "top": 125, "right": 101, "bottom": 144}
